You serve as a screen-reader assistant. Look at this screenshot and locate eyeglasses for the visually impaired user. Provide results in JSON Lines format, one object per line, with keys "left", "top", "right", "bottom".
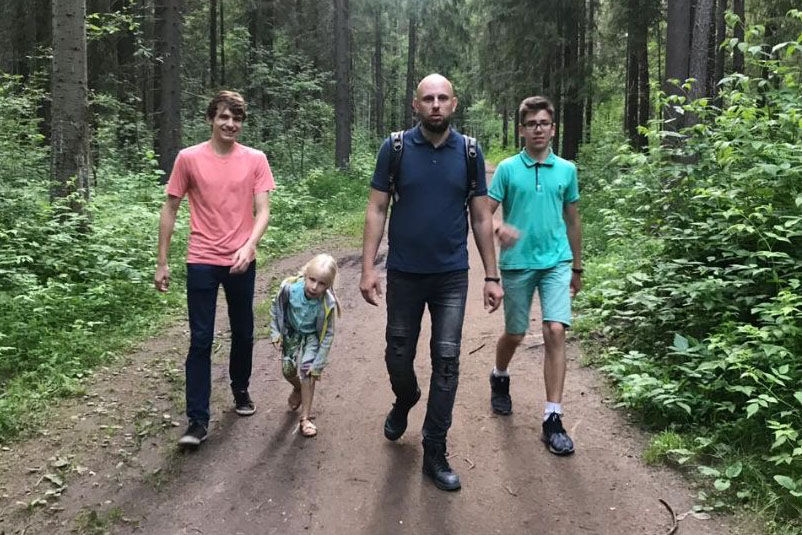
{"left": 522, "top": 121, "right": 553, "bottom": 131}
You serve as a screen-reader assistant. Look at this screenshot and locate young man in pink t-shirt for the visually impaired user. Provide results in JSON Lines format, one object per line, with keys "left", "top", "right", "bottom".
{"left": 155, "top": 91, "right": 276, "bottom": 448}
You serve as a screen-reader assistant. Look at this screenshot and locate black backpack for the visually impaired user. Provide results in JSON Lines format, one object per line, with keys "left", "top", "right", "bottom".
{"left": 387, "top": 130, "right": 478, "bottom": 206}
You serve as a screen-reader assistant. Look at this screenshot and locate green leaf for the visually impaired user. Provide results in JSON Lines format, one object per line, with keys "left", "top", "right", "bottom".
{"left": 725, "top": 462, "right": 743, "bottom": 479}
{"left": 673, "top": 333, "right": 689, "bottom": 351}
{"left": 714, "top": 479, "right": 731, "bottom": 491}
{"left": 774, "top": 475, "right": 796, "bottom": 490}
{"left": 698, "top": 466, "right": 721, "bottom": 477}
{"left": 794, "top": 392, "right": 802, "bottom": 406}
{"left": 746, "top": 403, "right": 759, "bottom": 418}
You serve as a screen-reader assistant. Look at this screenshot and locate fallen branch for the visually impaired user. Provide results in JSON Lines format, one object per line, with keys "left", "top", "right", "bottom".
{"left": 468, "top": 343, "right": 486, "bottom": 355}
{"left": 658, "top": 499, "right": 678, "bottom": 535}
{"left": 463, "top": 457, "right": 475, "bottom": 470}
{"left": 504, "top": 485, "right": 517, "bottom": 497}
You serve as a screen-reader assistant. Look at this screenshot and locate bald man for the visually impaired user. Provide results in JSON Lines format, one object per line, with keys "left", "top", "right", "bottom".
{"left": 360, "top": 73, "right": 503, "bottom": 491}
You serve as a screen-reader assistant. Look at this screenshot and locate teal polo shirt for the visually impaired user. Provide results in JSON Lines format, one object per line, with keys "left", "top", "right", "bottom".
{"left": 488, "top": 149, "right": 579, "bottom": 270}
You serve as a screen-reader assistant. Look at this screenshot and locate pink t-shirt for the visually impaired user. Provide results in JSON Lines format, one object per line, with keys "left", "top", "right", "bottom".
{"left": 166, "top": 141, "right": 276, "bottom": 266}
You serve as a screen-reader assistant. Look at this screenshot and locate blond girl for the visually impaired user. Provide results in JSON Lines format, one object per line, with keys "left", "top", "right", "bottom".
{"left": 269, "top": 254, "right": 341, "bottom": 437}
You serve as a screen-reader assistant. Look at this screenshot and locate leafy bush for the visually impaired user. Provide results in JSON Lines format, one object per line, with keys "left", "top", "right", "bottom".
{"left": 576, "top": 11, "right": 802, "bottom": 524}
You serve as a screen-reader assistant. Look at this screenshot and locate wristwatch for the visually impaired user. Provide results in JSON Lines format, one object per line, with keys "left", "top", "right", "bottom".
{"left": 571, "top": 267, "right": 584, "bottom": 275}
{"left": 484, "top": 277, "right": 501, "bottom": 283}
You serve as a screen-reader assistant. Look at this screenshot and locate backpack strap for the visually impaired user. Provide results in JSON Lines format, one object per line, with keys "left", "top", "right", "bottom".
{"left": 388, "top": 130, "right": 405, "bottom": 203}
{"left": 463, "top": 134, "right": 478, "bottom": 205}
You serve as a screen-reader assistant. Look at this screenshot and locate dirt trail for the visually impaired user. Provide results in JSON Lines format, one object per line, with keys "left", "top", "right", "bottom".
{"left": 0, "top": 167, "right": 753, "bottom": 535}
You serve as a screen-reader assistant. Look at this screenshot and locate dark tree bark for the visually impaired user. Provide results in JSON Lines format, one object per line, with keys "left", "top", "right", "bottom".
{"left": 585, "top": 0, "right": 596, "bottom": 142}
{"left": 373, "top": 8, "right": 384, "bottom": 137}
{"left": 220, "top": 0, "right": 226, "bottom": 85}
{"left": 689, "top": 0, "right": 714, "bottom": 106}
{"left": 404, "top": 10, "right": 417, "bottom": 129}
{"left": 714, "top": 0, "right": 727, "bottom": 98}
{"left": 732, "top": 0, "right": 744, "bottom": 73}
{"left": 664, "top": 0, "right": 691, "bottom": 133}
{"left": 625, "top": 1, "right": 639, "bottom": 147}
{"left": 51, "top": 0, "right": 91, "bottom": 206}
{"left": 502, "top": 104, "right": 508, "bottom": 148}
{"left": 561, "top": 4, "right": 581, "bottom": 160}
{"left": 154, "top": 0, "right": 182, "bottom": 178}
{"left": 210, "top": 0, "right": 217, "bottom": 88}
{"left": 333, "top": 0, "right": 352, "bottom": 169}
{"left": 553, "top": 40, "right": 563, "bottom": 155}
{"left": 636, "top": 9, "right": 650, "bottom": 149}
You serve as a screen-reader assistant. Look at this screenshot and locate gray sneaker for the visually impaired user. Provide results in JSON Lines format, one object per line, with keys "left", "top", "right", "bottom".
{"left": 542, "top": 412, "right": 575, "bottom": 455}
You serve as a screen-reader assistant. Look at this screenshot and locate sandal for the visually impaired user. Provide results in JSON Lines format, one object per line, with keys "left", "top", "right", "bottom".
{"left": 299, "top": 417, "right": 317, "bottom": 437}
{"left": 287, "top": 388, "right": 301, "bottom": 411}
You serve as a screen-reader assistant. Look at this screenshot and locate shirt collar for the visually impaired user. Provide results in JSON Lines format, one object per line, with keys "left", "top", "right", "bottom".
{"left": 410, "top": 125, "right": 459, "bottom": 148}
{"left": 519, "top": 148, "right": 556, "bottom": 168}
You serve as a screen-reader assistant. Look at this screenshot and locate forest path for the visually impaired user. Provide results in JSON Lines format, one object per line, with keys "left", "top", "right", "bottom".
{"left": 0, "top": 166, "right": 752, "bottom": 535}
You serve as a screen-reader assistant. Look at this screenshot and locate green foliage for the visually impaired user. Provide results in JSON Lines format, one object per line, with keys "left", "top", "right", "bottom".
{"left": 577, "top": 14, "right": 802, "bottom": 525}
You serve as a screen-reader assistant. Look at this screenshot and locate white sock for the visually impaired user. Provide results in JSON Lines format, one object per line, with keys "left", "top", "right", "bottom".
{"left": 544, "top": 402, "right": 563, "bottom": 420}
{"left": 492, "top": 367, "right": 509, "bottom": 377}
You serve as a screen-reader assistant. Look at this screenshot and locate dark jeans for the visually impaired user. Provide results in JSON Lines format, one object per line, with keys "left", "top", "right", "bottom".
{"left": 185, "top": 261, "right": 255, "bottom": 425}
{"left": 385, "top": 269, "right": 468, "bottom": 444}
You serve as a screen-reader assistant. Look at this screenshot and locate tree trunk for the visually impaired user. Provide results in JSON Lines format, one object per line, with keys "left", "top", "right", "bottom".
{"left": 636, "top": 7, "right": 650, "bottom": 149}
{"left": 210, "top": 0, "right": 217, "bottom": 88}
{"left": 51, "top": 0, "right": 91, "bottom": 206}
{"left": 689, "top": 0, "right": 714, "bottom": 103}
{"left": 502, "top": 104, "right": 508, "bottom": 148}
{"left": 664, "top": 0, "right": 691, "bottom": 133}
{"left": 585, "top": 0, "right": 595, "bottom": 142}
{"left": 714, "top": 0, "right": 726, "bottom": 100}
{"left": 732, "top": 0, "right": 744, "bottom": 73}
{"left": 154, "top": 0, "right": 182, "bottom": 178}
{"left": 404, "top": 10, "right": 417, "bottom": 129}
{"left": 553, "top": 41, "right": 563, "bottom": 155}
{"left": 220, "top": 0, "right": 226, "bottom": 86}
{"left": 373, "top": 8, "right": 384, "bottom": 137}
{"left": 625, "top": 1, "right": 639, "bottom": 147}
{"left": 561, "top": 4, "right": 580, "bottom": 160}
{"left": 333, "top": 0, "right": 352, "bottom": 169}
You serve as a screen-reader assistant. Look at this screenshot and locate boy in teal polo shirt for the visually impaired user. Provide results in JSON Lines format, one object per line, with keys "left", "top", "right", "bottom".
{"left": 487, "top": 96, "right": 582, "bottom": 455}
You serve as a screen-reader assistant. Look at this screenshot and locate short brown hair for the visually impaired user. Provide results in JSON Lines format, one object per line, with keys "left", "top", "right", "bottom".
{"left": 205, "top": 90, "right": 247, "bottom": 122}
{"left": 518, "top": 96, "right": 554, "bottom": 124}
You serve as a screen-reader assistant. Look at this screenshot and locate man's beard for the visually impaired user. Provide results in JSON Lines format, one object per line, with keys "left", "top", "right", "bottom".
{"left": 421, "top": 116, "right": 450, "bottom": 133}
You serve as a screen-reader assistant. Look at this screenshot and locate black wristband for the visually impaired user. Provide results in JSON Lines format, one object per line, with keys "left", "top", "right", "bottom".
{"left": 484, "top": 277, "right": 501, "bottom": 283}
{"left": 571, "top": 267, "right": 584, "bottom": 274}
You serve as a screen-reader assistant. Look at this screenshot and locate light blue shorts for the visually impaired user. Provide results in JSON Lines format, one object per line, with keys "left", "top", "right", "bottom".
{"left": 501, "top": 262, "right": 573, "bottom": 334}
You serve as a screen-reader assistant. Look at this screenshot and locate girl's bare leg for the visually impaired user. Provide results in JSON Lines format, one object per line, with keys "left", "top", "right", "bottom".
{"left": 300, "top": 376, "right": 316, "bottom": 421}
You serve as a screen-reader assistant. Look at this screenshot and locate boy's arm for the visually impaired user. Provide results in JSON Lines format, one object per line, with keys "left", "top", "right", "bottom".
{"left": 154, "top": 195, "right": 182, "bottom": 292}
{"left": 564, "top": 201, "right": 582, "bottom": 297}
{"left": 232, "top": 191, "right": 270, "bottom": 274}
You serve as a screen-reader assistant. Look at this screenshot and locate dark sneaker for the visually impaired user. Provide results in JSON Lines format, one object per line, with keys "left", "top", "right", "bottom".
{"left": 542, "top": 412, "right": 575, "bottom": 455}
{"left": 422, "top": 440, "right": 461, "bottom": 491}
{"left": 234, "top": 391, "right": 256, "bottom": 416}
{"left": 178, "top": 421, "right": 208, "bottom": 448}
{"left": 383, "top": 388, "right": 421, "bottom": 441}
{"left": 489, "top": 372, "right": 512, "bottom": 415}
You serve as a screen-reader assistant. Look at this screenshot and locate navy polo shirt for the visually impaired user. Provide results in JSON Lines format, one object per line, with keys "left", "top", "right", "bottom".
{"left": 371, "top": 126, "right": 487, "bottom": 274}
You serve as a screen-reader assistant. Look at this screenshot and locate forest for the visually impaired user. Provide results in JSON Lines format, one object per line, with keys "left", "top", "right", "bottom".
{"left": 1, "top": 0, "right": 801, "bottom": 532}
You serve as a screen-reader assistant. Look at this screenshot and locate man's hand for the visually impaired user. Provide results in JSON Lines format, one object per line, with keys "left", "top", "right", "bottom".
{"left": 570, "top": 272, "right": 583, "bottom": 298}
{"left": 483, "top": 281, "right": 503, "bottom": 313}
{"left": 154, "top": 264, "right": 170, "bottom": 292}
{"left": 359, "top": 269, "right": 383, "bottom": 306}
{"left": 495, "top": 223, "right": 520, "bottom": 249}
{"left": 230, "top": 243, "right": 255, "bottom": 274}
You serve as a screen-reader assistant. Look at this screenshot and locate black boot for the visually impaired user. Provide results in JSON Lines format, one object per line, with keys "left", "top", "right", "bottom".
{"left": 422, "top": 440, "right": 461, "bottom": 491}
{"left": 384, "top": 388, "right": 421, "bottom": 441}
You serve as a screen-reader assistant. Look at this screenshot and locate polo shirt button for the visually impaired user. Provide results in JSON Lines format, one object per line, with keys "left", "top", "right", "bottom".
{"left": 432, "top": 159, "right": 437, "bottom": 164}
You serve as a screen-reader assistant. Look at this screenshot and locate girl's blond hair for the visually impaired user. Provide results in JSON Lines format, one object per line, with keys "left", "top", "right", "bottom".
{"left": 300, "top": 254, "right": 342, "bottom": 317}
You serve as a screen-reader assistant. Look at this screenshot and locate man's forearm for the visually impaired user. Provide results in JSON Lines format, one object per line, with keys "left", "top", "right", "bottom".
{"left": 362, "top": 205, "right": 387, "bottom": 272}
{"left": 246, "top": 202, "right": 271, "bottom": 249}
{"left": 157, "top": 205, "right": 178, "bottom": 266}
{"left": 567, "top": 220, "right": 582, "bottom": 268}
{"left": 470, "top": 200, "right": 499, "bottom": 278}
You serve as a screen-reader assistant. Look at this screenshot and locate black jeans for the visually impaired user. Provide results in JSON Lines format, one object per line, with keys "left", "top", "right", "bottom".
{"left": 385, "top": 269, "right": 468, "bottom": 444}
{"left": 185, "top": 261, "right": 255, "bottom": 425}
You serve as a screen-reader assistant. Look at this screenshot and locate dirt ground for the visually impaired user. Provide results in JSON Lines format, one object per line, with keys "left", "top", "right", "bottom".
{"left": 0, "top": 168, "right": 759, "bottom": 535}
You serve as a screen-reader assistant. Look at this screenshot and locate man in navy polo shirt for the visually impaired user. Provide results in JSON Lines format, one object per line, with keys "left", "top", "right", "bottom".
{"left": 360, "top": 73, "right": 503, "bottom": 491}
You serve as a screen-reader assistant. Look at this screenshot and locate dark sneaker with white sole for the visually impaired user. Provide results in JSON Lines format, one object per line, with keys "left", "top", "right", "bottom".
{"left": 542, "top": 412, "right": 575, "bottom": 455}
{"left": 178, "top": 421, "right": 208, "bottom": 448}
{"left": 234, "top": 391, "right": 256, "bottom": 416}
{"left": 489, "top": 372, "right": 512, "bottom": 415}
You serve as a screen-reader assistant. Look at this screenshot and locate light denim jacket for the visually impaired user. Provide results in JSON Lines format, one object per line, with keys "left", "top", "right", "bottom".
{"left": 268, "top": 276, "right": 337, "bottom": 374}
